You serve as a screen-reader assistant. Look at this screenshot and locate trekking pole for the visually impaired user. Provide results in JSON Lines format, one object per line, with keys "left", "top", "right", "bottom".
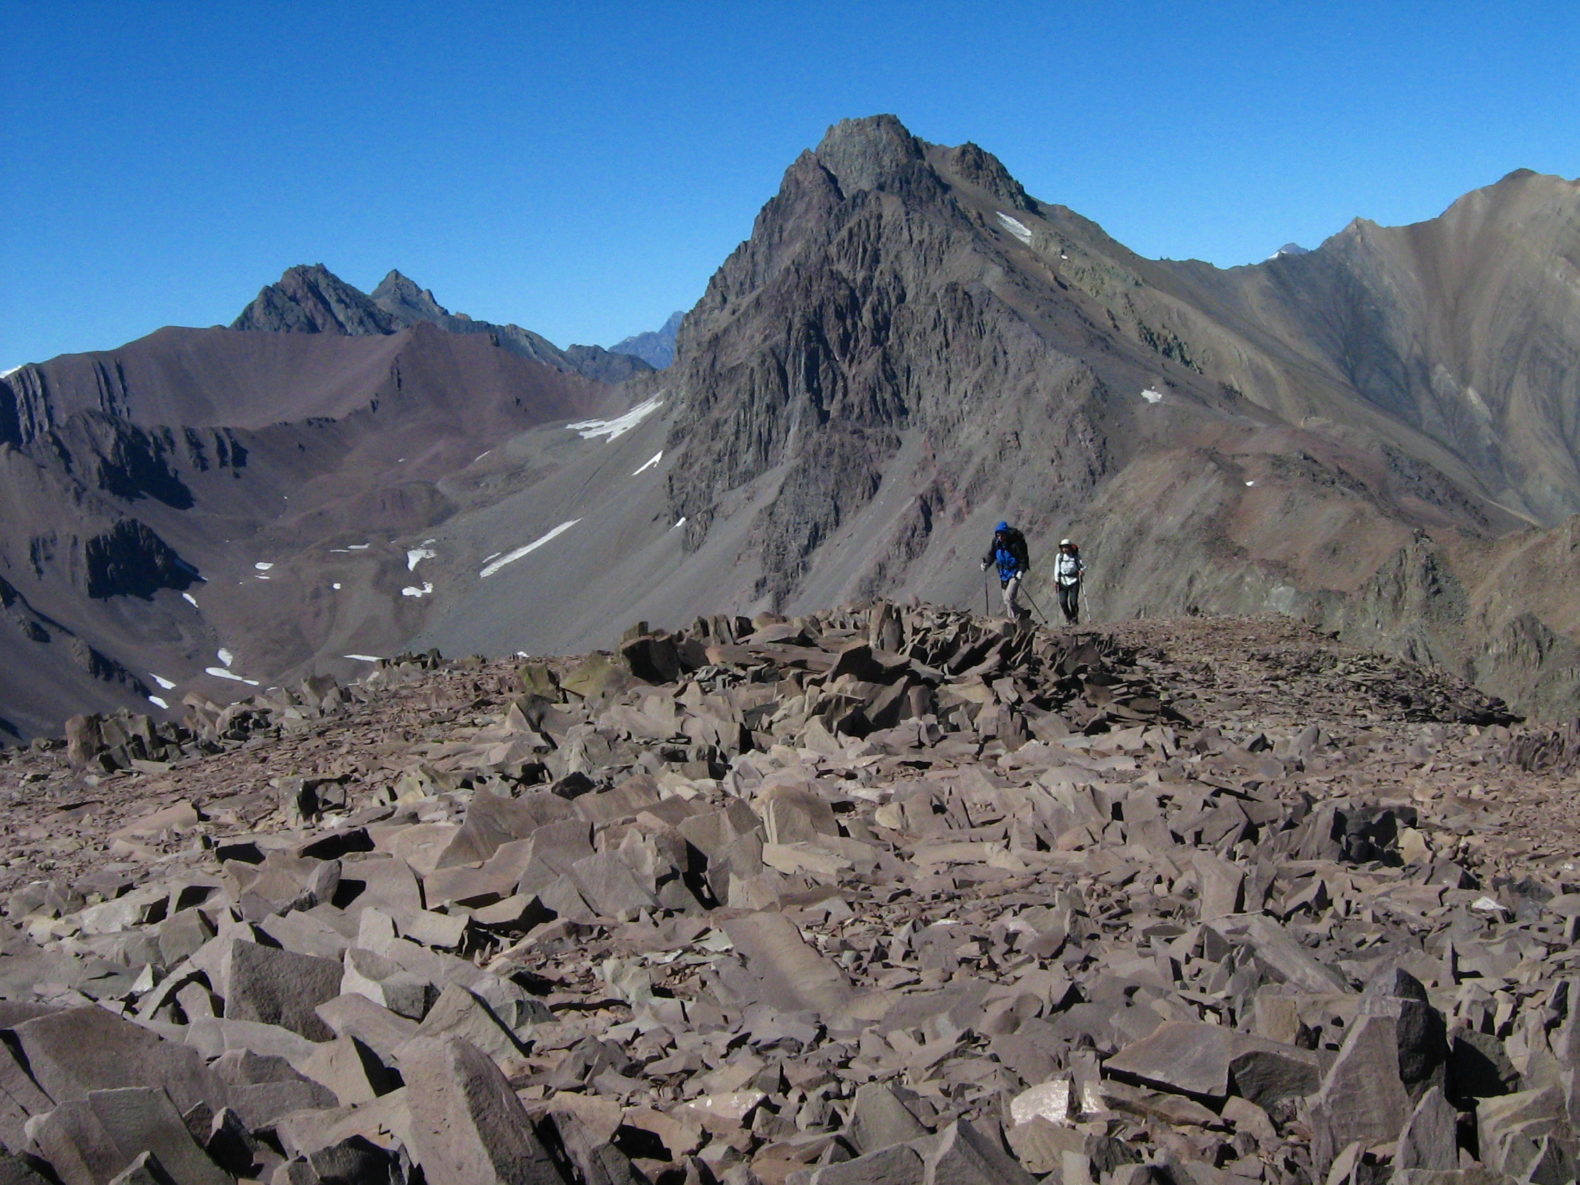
{"left": 983, "top": 570, "right": 991, "bottom": 617}
{"left": 1022, "top": 587, "right": 1052, "bottom": 627}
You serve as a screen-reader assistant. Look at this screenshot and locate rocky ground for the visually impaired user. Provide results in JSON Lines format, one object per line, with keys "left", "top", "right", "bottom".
{"left": 0, "top": 607, "right": 1574, "bottom": 1185}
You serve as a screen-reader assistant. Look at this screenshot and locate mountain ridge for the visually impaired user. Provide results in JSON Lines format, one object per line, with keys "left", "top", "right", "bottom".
{"left": 3, "top": 115, "right": 1578, "bottom": 739}
{"left": 234, "top": 264, "right": 653, "bottom": 385}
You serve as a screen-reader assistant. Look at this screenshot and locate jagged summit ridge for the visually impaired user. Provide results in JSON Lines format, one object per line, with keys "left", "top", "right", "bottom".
{"left": 232, "top": 263, "right": 396, "bottom": 335}
{"left": 5, "top": 113, "right": 1580, "bottom": 743}
{"left": 610, "top": 309, "right": 684, "bottom": 369}
{"left": 371, "top": 269, "right": 454, "bottom": 323}
{"left": 230, "top": 262, "right": 650, "bottom": 384}
{"left": 812, "top": 113, "right": 931, "bottom": 195}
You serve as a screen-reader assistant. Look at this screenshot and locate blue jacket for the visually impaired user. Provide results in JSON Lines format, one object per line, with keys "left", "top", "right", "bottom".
{"left": 983, "top": 524, "right": 1029, "bottom": 583}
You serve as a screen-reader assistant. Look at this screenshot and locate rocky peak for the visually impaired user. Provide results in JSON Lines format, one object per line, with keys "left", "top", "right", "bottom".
{"left": 371, "top": 270, "right": 452, "bottom": 324}
{"left": 939, "top": 140, "right": 1034, "bottom": 212}
{"left": 811, "top": 114, "right": 938, "bottom": 198}
{"left": 231, "top": 264, "right": 396, "bottom": 336}
{"left": 610, "top": 310, "right": 685, "bottom": 369}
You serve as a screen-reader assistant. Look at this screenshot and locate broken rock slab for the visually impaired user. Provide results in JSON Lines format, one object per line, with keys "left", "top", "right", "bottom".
{"left": 8, "top": 1005, "right": 227, "bottom": 1118}
{"left": 220, "top": 939, "right": 342, "bottom": 1041}
{"left": 24, "top": 1087, "right": 230, "bottom": 1185}
{"left": 1309, "top": 1013, "right": 1415, "bottom": 1176}
{"left": 398, "top": 1036, "right": 561, "bottom": 1184}
{"left": 1104, "top": 1018, "right": 1325, "bottom": 1104}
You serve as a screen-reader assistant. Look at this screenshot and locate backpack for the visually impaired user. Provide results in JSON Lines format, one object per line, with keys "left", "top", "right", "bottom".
{"left": 994, "top": 527, "right": 1029, "bottom": 578}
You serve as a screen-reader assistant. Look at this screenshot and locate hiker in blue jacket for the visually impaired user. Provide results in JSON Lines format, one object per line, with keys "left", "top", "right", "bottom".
{"left": 980, "top": 522, "right": 1031, "bottom": 622}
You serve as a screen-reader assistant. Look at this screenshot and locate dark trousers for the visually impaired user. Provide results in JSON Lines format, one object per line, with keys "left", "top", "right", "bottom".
{"left": 1058, "top": 581, "right": 1080, "bottom": 623}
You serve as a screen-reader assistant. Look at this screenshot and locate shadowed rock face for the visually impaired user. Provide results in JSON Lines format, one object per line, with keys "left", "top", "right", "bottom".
{"left": 81, "top": 519, "right": 197, "bottom": 600}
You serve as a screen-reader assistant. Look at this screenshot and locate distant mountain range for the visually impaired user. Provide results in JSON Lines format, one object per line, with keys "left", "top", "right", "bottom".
{"left": 610, "top": 311, "right": 685, "bottom": 369}
{"left": 2, "top": 115, "right": 1577, "bottom": 740}
{"left": 234, "top": 265, "right": 655, "bottom": 384}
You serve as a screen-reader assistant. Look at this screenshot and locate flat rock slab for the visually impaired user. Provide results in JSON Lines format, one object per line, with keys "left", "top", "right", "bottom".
{"left": 9, "top": 1005, "right": 225, "bottom": 1118}
{"left": 1104, "top": 1019, "right": 1323, "bottom": 1103}
{"left": 722, "top": 912, "right": 856, "bottom": 1019}
{"left": 1205, "top": 914, "right": 1349, "bottom": 993}
{"left": 222, "top": 940, "right": 342, "bottom": 1041}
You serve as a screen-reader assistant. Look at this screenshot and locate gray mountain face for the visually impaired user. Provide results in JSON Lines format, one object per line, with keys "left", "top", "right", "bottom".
{"left": 640, "top": 116, "right": 1580, "bottom": 715}
{"left": 610, "top": 310, "right": 685, "bottom": 369}
{"left": 232, "top": 263, "right": 397, "bottom": 335}
{"left": 234, "top": 266, "right": 652, "bottom": 384}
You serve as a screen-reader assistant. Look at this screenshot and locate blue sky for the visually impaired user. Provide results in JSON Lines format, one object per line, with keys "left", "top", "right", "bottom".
{"left": 3, "top": 2, "right": 1577, "bottom": 373}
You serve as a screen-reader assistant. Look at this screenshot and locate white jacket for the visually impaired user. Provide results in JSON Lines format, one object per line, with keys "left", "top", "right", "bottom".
{"left": 1055, "top": 552, "right": 1086, "bottom": 586}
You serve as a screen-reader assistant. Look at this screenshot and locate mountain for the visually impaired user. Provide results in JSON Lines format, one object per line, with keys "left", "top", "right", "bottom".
{"left": 234, "top": 264, "right": 653, "bottom": 384}
{"left": 583, "top": 118, "right": 1573, "bottom": 718}
{"left": 412, "top": 116, "right": 1580, "bottom": 716}
{"left": 4, "top": 116, "right": 1579, "bottom": 740}
{"left": 610, "top": 310, "right": 686, "bottom": 369}
{"left": 0, "top": 316, "right": 622, "bottom": 739}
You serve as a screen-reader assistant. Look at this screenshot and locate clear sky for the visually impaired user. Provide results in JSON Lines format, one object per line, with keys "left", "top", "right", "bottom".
{"left": 3, "top": 2, "right": 1577, "bottom": 373}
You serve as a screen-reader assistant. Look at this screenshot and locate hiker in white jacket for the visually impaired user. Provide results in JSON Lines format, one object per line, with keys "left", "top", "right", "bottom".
{"left": 1055, "top": 539, "right": 1086, "bottom": 624}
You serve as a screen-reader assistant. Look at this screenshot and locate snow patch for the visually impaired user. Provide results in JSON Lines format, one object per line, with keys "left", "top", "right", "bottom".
{"left": 205, "top": 667, "right": 259, "bottom": 686}
{"left": 567, "top": 395, "right": 663, "bottom": 441}
{"left": 150, "top": 674, "right": 176, "bottom": 690}
{"left": 216, "top": 648, "right": 234, "bottom": 668}
{"left": 332, "top": 582, "right": 342, "bottom": 590}
{"left": 254, "top": 562, "right": 274, "bottom": 571}
{"left": 401, "top": 582, "right": 434, "bottom": 598}
{"left": 147, "top": 696, "right": 169, "bottom": 710}
{"left": 1245, "top": 480, "right": 1256, "bottom": 487}
{"left": 996, "top": 212, "right": 1034, "bottom": 245}
{"left": 406, "top": 540, "right": 437, "bottom": 570}
{"left": 633, "top": 451, "right": 663, "bottom": 475}
{"left": 1141, "top": 388, "right": 1164, "bottom": 404}
{"left": 182, "top": 593, "right": 199, "bottom": 608}
{"left": 1472, "top": 896, "right": 1508, "bottom": 914}
{"left": 343, "top": 654, "right": 381, "bottom": 662}
{"left": 479, "top": 519, "right": 581, "bottom": 578}
{"left": 672, "top": 517, "right": 686, "bottom": 530}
